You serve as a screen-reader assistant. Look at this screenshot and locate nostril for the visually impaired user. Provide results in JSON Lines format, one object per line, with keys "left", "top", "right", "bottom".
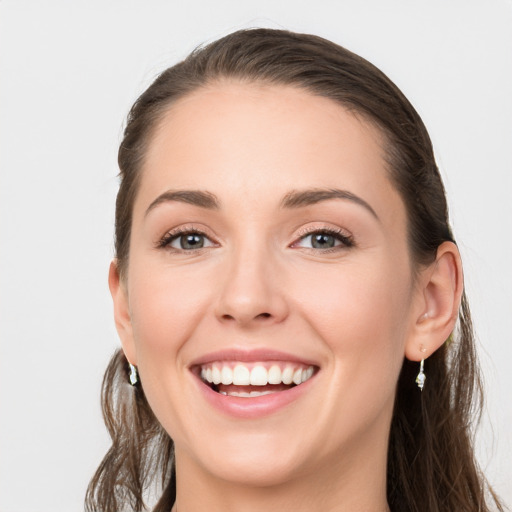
{"left": 218, "top": 311, "right": 275, "bottom": 324}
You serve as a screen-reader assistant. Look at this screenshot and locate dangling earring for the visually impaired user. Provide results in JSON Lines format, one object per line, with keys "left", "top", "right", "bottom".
{"left": 415, "top": 359, "right": 426, "bottom": 391}
{"left": 129, "top": 363, "right": 139, "bottom": 386}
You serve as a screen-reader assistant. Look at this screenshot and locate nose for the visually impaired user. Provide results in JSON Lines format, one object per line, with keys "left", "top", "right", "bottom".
{"left": 214, "top": 245, "right": 289, "bottom": 328}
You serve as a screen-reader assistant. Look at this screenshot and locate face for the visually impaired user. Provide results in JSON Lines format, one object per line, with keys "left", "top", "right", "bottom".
{"left": 114, "top": 82, "right": 423, "bottom": 488}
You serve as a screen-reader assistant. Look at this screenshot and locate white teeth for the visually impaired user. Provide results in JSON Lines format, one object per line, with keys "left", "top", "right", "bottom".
{"left": 292, "top": 368, "right": 303, "bottom": 385}
{"left": 221, "top": 366, "right": 233, "bottom": 385}
{"left": 281, "top": 366, "right": 294, "bottom": 385}
{"left": 251, "top": 390, "right": 274, "bottom": 396}
{"left": 250, "top": 366, "right": 268, "bottom": 386}
{"left": 302, "top": 366, "right": 313, "bottom": 382}
{"left": 200, "top": 362, "right": 316, "bottom": 387}
{"left": 224, "top": 390, "right": 276, "bottom": 397}
{"left": 212, "top": 365, "right": 221, "bottom": 385}
{"left": 233, "top": 364, "right": 251, "bottom": 385}
{"left": 268, "top": 365, "right": 282, "bottom": 384}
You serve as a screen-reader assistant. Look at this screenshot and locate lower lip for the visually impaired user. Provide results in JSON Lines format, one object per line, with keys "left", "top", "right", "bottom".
{"left": 193, "top": 374, "right": 316, "bottom": 419}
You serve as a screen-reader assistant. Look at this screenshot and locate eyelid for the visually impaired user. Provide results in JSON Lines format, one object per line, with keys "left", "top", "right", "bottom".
{"left": 290, "top": 225, "right": 354, "bottom": 249}
{"left": 156, "top": 223, "right": 353, "bottom": 251}
{"left": 156, "top": 224, "right": 219, "bottom": 250}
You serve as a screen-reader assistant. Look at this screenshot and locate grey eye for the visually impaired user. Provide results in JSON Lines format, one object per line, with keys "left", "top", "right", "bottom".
{"left": 181, "top": 234, "right": 204, "bottom": 249}
{"left": 296, "top": 232, "right": 343, "bottom": 249}
{"left": 310, "top": 233, "right": 336, "bottom": 249}
{"left": 169, "top": 233, "right": 214, "bottom": 250}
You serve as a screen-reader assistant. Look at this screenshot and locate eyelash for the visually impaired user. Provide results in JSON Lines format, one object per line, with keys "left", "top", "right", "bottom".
{"left": 157, "top": 226, "right": 215, "bottom": 251}
{"left": 157, "top": 226, "right": 354, "bottom": 252}
{"left": 291, "top": 227, "right": 354, "bottom": 252}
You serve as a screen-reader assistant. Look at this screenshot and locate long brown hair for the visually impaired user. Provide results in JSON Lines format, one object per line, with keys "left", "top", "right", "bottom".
{"left": 86, "top": 29, "right": 504, "bottom": 511}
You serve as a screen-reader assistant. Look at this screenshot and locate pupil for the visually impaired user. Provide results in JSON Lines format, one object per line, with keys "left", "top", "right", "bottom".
{"left": 312, "top": 233, "right": 334, "bottom": 249}
{"left": 181, "top": 234, "right": 204, "bottom": 249}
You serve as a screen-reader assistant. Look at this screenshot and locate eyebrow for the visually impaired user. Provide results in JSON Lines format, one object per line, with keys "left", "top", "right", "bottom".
{"left": 145, "top": 187, "right": 378, "bottom": 220}
{"left": 280, "top": 188, "right": 379, "bottom": 220}
{"left": 145, "top": 189, "right": 220, "bottom": 216}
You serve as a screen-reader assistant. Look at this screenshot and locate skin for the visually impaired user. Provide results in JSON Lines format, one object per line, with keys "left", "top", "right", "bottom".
{"left": 110, "top": 82, "right": 463, "bottom": 512}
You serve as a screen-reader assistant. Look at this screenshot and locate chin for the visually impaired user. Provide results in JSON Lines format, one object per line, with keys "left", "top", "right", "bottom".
{"left": 203, "top": 452, "right": 306, "bottom": 488}
{"left": 182, "top": 428, "right": 313, "bottom": 487}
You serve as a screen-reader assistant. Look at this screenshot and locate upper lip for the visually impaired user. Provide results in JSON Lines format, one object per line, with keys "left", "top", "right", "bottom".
{"left": 189, "top": 348, "right": 319, "bottom": 368}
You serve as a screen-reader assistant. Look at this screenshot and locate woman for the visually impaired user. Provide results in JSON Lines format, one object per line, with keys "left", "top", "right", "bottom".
{"left": 86, "top": 29, "right": 504, "bottom": 511}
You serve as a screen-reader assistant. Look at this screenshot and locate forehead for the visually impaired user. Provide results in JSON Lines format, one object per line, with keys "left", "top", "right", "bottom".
{"left": 135, "top": 82, "right": 405, "bottom": 226}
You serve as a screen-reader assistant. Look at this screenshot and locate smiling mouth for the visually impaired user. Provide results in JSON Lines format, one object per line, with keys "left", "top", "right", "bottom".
{"left": 198, "top": 361, "right": 316, "bottom": 397}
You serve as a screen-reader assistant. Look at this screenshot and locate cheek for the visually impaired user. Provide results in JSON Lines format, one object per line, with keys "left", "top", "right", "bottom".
{"left": 292, "top": 258, "right": 413, "bottom": 443}
{"left": 295, "top": 256, "right": 412, "bottom": 370}
{"left": 127, "top": 260, "right": 212, "bottom": 355}
{"left": 126, "top": 266, "right": 213, "bottom": 437}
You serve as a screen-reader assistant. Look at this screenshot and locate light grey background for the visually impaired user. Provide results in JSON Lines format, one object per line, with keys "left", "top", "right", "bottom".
{"left": 1, "top": 1, "right": 511, "bottom": 510}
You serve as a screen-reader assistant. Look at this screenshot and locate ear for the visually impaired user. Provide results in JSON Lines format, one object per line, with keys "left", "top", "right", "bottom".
{"left": 108, "top": 260, "right": 137, "bottom": 365}
{"left": 405, "top": 241, "right": 463, "bottom": 362}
